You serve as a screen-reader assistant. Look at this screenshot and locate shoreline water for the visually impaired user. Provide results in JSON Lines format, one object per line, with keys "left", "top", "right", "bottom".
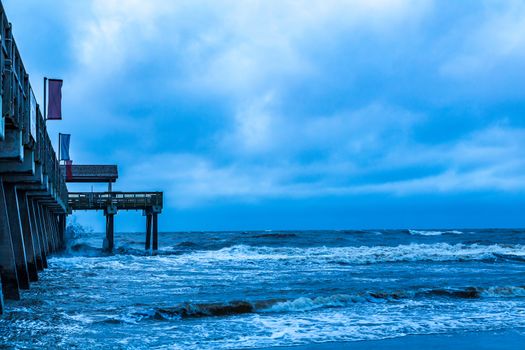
{"left": 1, "top": 229, "right": 524, "bottom": 349}
{"left": 257, "top": 329, "right": 525, "bottom": 350}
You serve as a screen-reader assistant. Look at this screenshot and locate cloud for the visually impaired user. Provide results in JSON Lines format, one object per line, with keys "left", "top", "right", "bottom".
{"left": 5, "top": 0, "right": 525, "bottom": 229}
{"left": 441, "top": 0, "right": 525, "bottom": 80}
{"left": 123, "top": 118, "right": 525, "bottom": 207}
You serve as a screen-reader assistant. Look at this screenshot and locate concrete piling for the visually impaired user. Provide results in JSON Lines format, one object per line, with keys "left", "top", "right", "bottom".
{"left": 36, "top": 204, "right": 51, "bottom": 255}
{"left": 152, "top": 213, "right": 158, "bottom": 252}
{"left": 43, "top": 209, "right": 57, "bottom": 253}
{"left": 16, "top": 190, "right": 38, "bottom": 282}
{"left": 0, "top": 279, "right": 3, "bottom": 314}
{"left": 28, "top": 200, "right": 45, "bottom": 271}
{"left": 0, "top": 180, "right": 20, "bottom": 301}
{"left": 145, "top": 213, "right": 152, "bottom": 250}
{"left": 30, "top": 201, "right": 48, "bottom": 269}
{"left": 3, "top": 183, "right": 30, "bottom": 290}
{"left": 104, "top": 207, "right": 116, "bottom": 253}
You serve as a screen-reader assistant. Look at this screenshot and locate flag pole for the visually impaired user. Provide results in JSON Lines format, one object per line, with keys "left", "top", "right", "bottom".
{"left": 58, "top": 133, "right": 61, "bottom": 164}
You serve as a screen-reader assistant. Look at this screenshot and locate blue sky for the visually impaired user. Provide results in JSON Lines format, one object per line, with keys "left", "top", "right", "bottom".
{"left": 4, "top": 0, "right": 525, "bottom": 231}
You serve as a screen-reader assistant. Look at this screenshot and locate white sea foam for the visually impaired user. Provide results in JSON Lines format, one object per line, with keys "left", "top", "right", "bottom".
{"left": 206, "top": 299, "right": 525, "bottom": 349}
{"left": 264, "top": 294, "right": 356, "bottom": 313}
{"left": 261, "top": 286, "right": 525, "bottom": 314}
{"left": 482, "top": 286, "right": 525, "bottom": 298}
{"left": 409, "top": 230, "right": 463, "bottom": 236}
{"left": 176, "top": 243, "right": 525, "bottom": 266}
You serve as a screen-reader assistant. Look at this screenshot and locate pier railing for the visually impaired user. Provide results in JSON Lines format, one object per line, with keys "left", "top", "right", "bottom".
{"left": 68, "top": 192, "right": 163, "bottom": 211}
{"left": 0, "top": 1, "right": 68, "bottom": 212}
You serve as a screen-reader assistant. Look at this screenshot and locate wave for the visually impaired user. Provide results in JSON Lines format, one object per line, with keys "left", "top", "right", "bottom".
{"left": 253, "top": 233, "right": 298, "bottom": 239}
{"left": 176, "top": 241, "right": 199, "bottom": 247}
{"left": 66, "top": 243, "right": 105, "bottom": 257}
{"left": 59, "top": 240, "right": 525, "bottom": 266}
{"left": 269, "top": 286, "right": 525, "bottom": 313}
{"left": 132, "top": 286, "right": 525, "bottom": 321}
{"left": 409, "top": 229, "right": 463, "bottom": 236}
{"left": 178, "top": 243, "right": 525, "bottom": 265}
{"left": 493, "top": 253, "right": 525, "bottom": 262}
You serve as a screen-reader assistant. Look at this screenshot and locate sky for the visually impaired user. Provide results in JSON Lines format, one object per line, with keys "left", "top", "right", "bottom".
{"left": 3, "top": 0, "right": 525, "bottom": 231}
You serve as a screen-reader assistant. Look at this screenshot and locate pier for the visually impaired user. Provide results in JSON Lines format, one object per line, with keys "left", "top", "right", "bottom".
{"left": 63, "top": 164, "right": 163, "bottom": 252}
{"left": 0, "top": 1, "right": 163, "bottom": 314}
{"left": 68, "top": 191, "right": 163, "bottom": 252}
{"left": 0, "top": 1, "right": 68, "bottom": 311}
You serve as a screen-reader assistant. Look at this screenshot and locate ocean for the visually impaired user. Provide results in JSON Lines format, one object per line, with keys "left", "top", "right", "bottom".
{"left": 1, "top": 229, "right": 525, "bottom": 349}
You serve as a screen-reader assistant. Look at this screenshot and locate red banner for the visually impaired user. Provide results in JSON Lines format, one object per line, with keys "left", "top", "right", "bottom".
{"left": 65, "top": 160, "right": 73, "bottom": 181}
{"left": 47, "top": 79, "right": 63, "bottom": 120}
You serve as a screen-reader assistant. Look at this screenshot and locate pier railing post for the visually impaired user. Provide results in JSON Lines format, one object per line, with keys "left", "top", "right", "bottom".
{"left": 0, "top": 180, "right": 21, "bottom": 300}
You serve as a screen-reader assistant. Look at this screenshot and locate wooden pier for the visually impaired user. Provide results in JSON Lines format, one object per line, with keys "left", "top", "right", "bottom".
{"left": 0, "top": 1, "right": 68, "bottom": 312}
{"left": 68, "top": 191, "right": 163, "bottom": 252}
{"left": 0, "top": 1, "right": 164, "bottom": 314}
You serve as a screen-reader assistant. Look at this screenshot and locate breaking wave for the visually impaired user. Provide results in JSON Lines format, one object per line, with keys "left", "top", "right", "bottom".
{"left": 58, "top": 242, "right": 525, "bottom": 266}
{"left": 131, "top": 286, "right": 525, "bottom": 321}
{"left": 253, "top": 233, "right": 298, "bottom": 239}
{"left": 409, "top": 230, "right": 463, "bottom": 236}
{"left": 178, "top": 243, "right": 525, "bottom": 265}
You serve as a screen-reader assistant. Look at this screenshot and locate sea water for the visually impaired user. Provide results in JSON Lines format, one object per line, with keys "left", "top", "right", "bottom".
{"left": 1, "top": 229, "right": 524, "bottom": 349}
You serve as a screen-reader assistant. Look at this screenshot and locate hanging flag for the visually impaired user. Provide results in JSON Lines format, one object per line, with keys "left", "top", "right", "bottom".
{"left": 47, "top": 79, "right": 63, "bottom": 120}
{"left": 60, "top": 133, "right": 71, "bottom": 161}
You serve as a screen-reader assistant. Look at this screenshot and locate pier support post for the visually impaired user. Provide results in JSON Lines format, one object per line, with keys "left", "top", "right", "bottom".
{"left": 47, "top": 210, "right": 57, "bottom": 252}
{"left": 29, "top": 200, "right": 47, "bottom": 269}
{"left": 145, "top": 213, "right": 152, "bottom": 250}
{"left": 41, "top": 208, "right": 52, "bottom": 253}
{"left": 58, "top": 214, "right": 66, "bottom": 250}
{"left": 0, "top": 180, "right": 20, "bottom": 300}
{"left": 105, "top": 215, "right": 114, "bottom": 252}
{"left": 104, "top": 205, "right": 117, "bottom": 252}
{"left": 16, "top": 191, "right": 38, "bottom": 282}
{"left": 152, "top": 213, "right": 158, "bottom": 252}
{"left": 36, "top": 204, "right": 51, "bottom": 254}
{"left": 44, "top": 209, "right": 57, "bottom": 253}
{"left": 0, "top": 279, "right": 3, "bottom": 314}
{"left": 3, "top": 183, "right": 30, "bottom": 290}
{"left": 49, "top": 213, "right": 60, "bottom": 251}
